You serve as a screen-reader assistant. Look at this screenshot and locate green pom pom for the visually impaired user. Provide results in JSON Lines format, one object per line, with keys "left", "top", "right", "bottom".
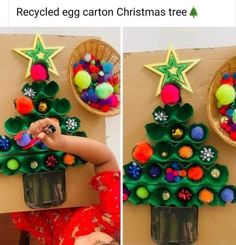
{"left": 216, "top": 84, "right": 235, "bottom": 105}
{"left": 7, "top": 159, "right": 19, "bottom": 171}
{"left": 95, "top": 83, "right": 114, "bottom": 99}
{"left": 74, "top": 71, "right": 91, "bottom": 92}
{"left": 233, "top": 110, "right": 236, "bottom": 123}
{"left": 136, "top": 186, "right": 149, "bottom": 199}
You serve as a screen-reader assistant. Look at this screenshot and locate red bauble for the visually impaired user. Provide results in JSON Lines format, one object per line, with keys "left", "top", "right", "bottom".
{"left": 100, "top": 105, "right": 110, "bottom": 112}
{"left": 30, "top": 63, "right": 48, "bottom": 81}
{"left": 15, "top": 96, "right": 34, "bottom": 115}
{"left": 160, "top": 84, "right": 180, "bottom": 105}
{"left": 132, "top": 141, "right": 153, "bottom": 164}
{"left": 188, "top": 165, "right": 204, "bottom": 181}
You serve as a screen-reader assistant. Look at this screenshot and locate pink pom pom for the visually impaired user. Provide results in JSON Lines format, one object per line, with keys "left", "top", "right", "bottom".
{"left": 160, "top": 84, "right": 180, "bottom": 105}
{"left": 110, "top": 94, "right": 119, "bottom": 108}
{"left": 30, "top": 63, "right": 48, "bottom": 81}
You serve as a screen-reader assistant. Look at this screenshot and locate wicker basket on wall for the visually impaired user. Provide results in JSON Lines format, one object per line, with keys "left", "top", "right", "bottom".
{"left": 208, "top": 56, "right": 236, "bottom": 147}
{"left": 68, "top": 39, "right": 120, "bottom": 116}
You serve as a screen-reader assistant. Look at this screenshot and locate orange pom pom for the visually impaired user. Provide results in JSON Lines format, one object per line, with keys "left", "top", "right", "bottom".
{"left": 63, "top": 153, "right": 76, "bottom": 165}
{"left": 199, "top": 188, "right": 214, "bottom": 203}
{"left": 188, "top": 165, "right": 204, "bottom": 181}
{"left": 132, "top": 141, "right": 153, "bottom": 164}
{"left": 15, "top": 96, "right": 34, "bottom": 115}
{"left": 178, "top": 146, "right": 193, "bottom": 159}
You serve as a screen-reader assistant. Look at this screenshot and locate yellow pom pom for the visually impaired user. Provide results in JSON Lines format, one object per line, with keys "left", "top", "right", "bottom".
{"left": 216, "top": 84, "right": 235, "bottom": 105}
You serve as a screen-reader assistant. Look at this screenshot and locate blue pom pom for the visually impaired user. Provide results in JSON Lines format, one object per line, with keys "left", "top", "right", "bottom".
{"left": 148, "top": 165, "right": 161, "bottom": 178}
{"left": 73, "top": 63, "right": 79, "bottom": 68}
{"left": 233, "top": 72, "right": 236, "bottom": 79}
{"left": 223, "top": 73, "right": 230, "bottom": 79}
{"left": 226, "top": 108, "right": 234, "bottom": 117}
{"left": 102, "top": 62, "right": 113, "bottom": 74}
{"left": 16, "top": 133, "right": 31, "bottom": 147}
{"left": 191, "top": 126, "right": 205, "bottom": 141}
{"left": 81, "top": 91, "right": 89, "bottom": 102}
{"left": 171, "top": 162, "right": 179, "bottom": 170}
{"left": 87, "top": 88, "right": 98, "bottom": 103}
{"left": 174, "top": 176, "right": 181, "bottom": 182}
{"left": 79, "top": 60, "right": 85, "bottom": 65}
{"left": 221, "top": 188, "right": 235, "bottom": 203}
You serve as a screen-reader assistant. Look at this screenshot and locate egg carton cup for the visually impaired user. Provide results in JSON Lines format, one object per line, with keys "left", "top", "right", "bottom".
{"left": 61, "top": 116, "right": 81, "bottom": 134}
{"left": 208, "top": 56, "right": 236, "bottom": 147}
{"left": 68, "top": 39, "right": 120, "bottom": 117}
{"left": 125, "top": 182, "right": 236, "bottom": 207}
{"left": 22, "top": 81, "right": 59, "bottom": 99}
{"left": 145, "top": 122, "right": 208, "bottom": 145}
{"left": 152, "top": 103, "right": 194, "bottom": 125}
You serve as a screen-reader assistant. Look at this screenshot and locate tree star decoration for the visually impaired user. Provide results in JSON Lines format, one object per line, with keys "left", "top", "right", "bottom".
{"left": 144, "top": 46, "right": 201, "bottom": 96}
{"left": 13, "top": 34, "right": 64, "bottom": 78}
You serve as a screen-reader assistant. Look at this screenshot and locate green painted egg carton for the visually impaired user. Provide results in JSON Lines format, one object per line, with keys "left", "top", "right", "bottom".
{"left": 125, "top": 182, "right": 236, "bottom": 207}
{"left": 152, "top": 103, "right": 194, "bottom": 125}
{"left": 145, "top": 122, "right": 208, "bottom": 145}
{"left": 22, "top": 81, "right": 59, "bottom": 99}
{"left": 124, "top": 161, "right": 229, "bottom": 187}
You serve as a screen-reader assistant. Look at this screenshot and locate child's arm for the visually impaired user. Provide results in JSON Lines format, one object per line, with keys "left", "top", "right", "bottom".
{"left": 29, "top": 118, "right": 119, "bottom": 173}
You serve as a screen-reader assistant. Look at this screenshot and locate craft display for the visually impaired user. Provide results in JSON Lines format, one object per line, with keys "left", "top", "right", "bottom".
{"left": 0, "top": 34, "right": 87, "bottom": 208}
{"left": 68, "top": 39, "right": 120, "bottom": 116}
{"left": 208, "top": 57, "right": 236, "bottom": 146}
{"left": 124, "top": 47, "right": 236, "bottom": 244}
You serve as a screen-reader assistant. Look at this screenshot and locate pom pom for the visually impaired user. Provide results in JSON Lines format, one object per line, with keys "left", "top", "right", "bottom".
{"left": 123, "top": 184, "right": 130, "bottom": 201}
{"left": 73, "top": 64, "right": 83, "bottom": 75}
{"left": 14, "top": 132, "right": 31, "bottom": 147}
{"left": 110, "top": 94, "right": 119, "bottom": 108}
{"left": 219, "top": 106, "right": 229, "bottom": 115}
{"left": 30, "top": 63, "right": 48, "bottom": 81}
{"left": 220, "top": 187, "right": 235, "bottom": 203}
{"left": 63, "top": 153, "right": 76, "bottom": 165}
{"left": 215, "top": 84, "right": 235, "bottom": 105}
{"left": 89, "top": 64, "right": 100, "bottom": 73}
{"left": 148, "top": 165, "right": 161, "bottom": 178}
{"left": 6, "top": 159, "right": 19, "bottom": 171}
{"left": 102, "top": 62, "right": 114, "bottom": 74}
{"left": 91, "top": 73, "right": 99, "bottom": 82}
{"left": 87, "top": 88, "right": 99, "bottom": 103}
{"left": 84, "top": 53, "right": 92, "bottom": 62}
{"left": 178, "top": 145, "right": 193, "bottom": 159}
{"left": 15, "top": 96, "right": 34, "bottom": 115}
{"left": 161, "top": 84, "right": 180, "bottom": 105}
{"left": 74, "top": 71, "right": 91, "bottom": 92}
{"left": 188, "top": 165, "right": 204, "bottom": 181}
{"left": 95, "top": 83, "right": 114, "bottom": 99}
{"left": 199, "top": 188, "right": 214, "bottom": 203}
{"left": 0, "top": 136, "right": 11, "bottom": 151}
{"left": 230, "top": 131, "right": 236, "bottom": 141}
{"left": 232, "top": 110, "right": 236, "bottom": 123}
{"left": 81, "top": 91, "right": 89, "bottom": 102}
{"left": 190, "top": 126, "right": 205, "bottom": 141}
{"left": 100, "top": 105, "right": 110, "bottom": 112}
{"left": 132, "top": 141, "right": 153, "bottom": 164}
{"left": 136, "top": 186, "right": 149, "bottom": 199}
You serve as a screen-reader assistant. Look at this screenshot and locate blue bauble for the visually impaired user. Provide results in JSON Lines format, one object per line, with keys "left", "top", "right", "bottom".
{"left": 191, "top": 126, "right": 204, "bottom": 141}
{"left": 221, "top": 188, "right": 235, "bottom": 203}
{"left": 16, "top": 133, "right": 31, "bottom": 147}
{"left": 87, "top": 88, "right": 98, "bottom": 103}
{"left": 127, "top": 162, "right": 141, "bottom": 180}
{"left": 102, "top": 62, "right": 113, "bottom": 74}
{"left": 148, "top": 165, "right": 161, "bottom": 178}
{"left": 0, "top": 135, "right": 11, "bottom": 151}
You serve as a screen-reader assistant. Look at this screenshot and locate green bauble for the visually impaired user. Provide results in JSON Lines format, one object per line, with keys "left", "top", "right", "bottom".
{"left": 7, "top": 159, "right": 19, "bottom": 170}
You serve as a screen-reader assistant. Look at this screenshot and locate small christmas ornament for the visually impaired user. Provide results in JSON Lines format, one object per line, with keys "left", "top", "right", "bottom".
{"left": 144, "top": 46, "right": 200, "bottom": 95}
{"left": 30, "top": 161, "right": 39, "bottom": 169}
{"left": 190, "top": 126, "right": 204, "bottom": 141}
{"left": 200, "top": 147, "right": 215, "bottom": 162}
{"left": 153, "top": 110, "right": 168, "bottom": 123}
{"left": 160, "top": 84, "right": 180, "bottom": 105}
{"left": 220, "top": 187, "right": 235, "bottom": 203}
{"left": 15, "top": 96, "right": 34, "bottom": 115}
{"left": 7, "top": 159, "right": 19, "bottom": 171}
{"left": 74, "top": 70, "right": 92, "bottom": 92}
{"left": 23, "top": 86, "right": 36, "bottom": 98}
{"left": 63, "top": 153, "right": 76, "bottom": 165}
{"left": 171, "top": 127, "right": 184, "bottom": 140}
{"left": 30, "top": 62, "right": 48, "bottom": 81}
{"left": 127, "top": 162, "right": 142, "bottom": 180}
{"left": 13, "top": 34, "right": 64, "bottom": 77}
{"left": 162, "top": 191, "right": 171, "bottom": 201}
{"left": 211, "top": 168, "right": 221, "bottom": 178}
{"left": 199, "top": 188, "right": 214, "bottom": 203}
{"left": 136, "top": 186, "right": 149, "bottom": 199}
{"left": 148, "top": 165, "right": 161, "bottom": 178}
{"left": 45, "top": 155, "right": 58, "bottom": 167}
{"left": 65, "top": 117, "right": 79, "bottom": 131}
{"left": 178, "top": 145, "right": 193, "bottom": 159}
{"left": 0, "top": 136, "right": 11, "bottom": 151}
{"left": 161, "top": 151, "right": 168, "bottom": 158}
{"left": 38, "top": 101, "right": 49, "bottom": 113}
{"left": 95, "top": 83, "right": 114, "bottom": 100}
{"left": 216, "top": 84, "right": 235, "bottom": 106}
{"left": 132, "top": 142, "right": 153, "bottom": 164}
{"left": 177, "top": 187, "right": 193, "bottom": 202}
{"left": 188, "top": 165, "right": 204, "bottom": 181}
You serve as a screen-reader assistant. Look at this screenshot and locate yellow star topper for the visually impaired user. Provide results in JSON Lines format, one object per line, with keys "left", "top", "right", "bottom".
{"left": 13, "top": 34, "right": 64, "bottom": 78}
{"left": 144, "top": 46, "right": 201, "bottom": 96}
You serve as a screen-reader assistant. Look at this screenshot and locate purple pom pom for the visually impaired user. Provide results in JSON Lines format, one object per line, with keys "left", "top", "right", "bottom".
{"left": 231, "top": 124, "right": 236, "bottom": 132}
{"left": 148, "top": 165, "right": 161, "bottom": 178}
{"left": 81, "top": 91, "right": 89, "bottom": 102}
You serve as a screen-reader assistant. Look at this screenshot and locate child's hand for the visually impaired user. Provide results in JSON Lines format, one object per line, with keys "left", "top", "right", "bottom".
{"left": 29, "top": 118, "right": 64, "bottom": 151}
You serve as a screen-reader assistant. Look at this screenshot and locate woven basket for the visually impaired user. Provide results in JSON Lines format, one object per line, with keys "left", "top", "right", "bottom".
{"left": 208, "top": 56, "right": 236, "bottom": 147}
{"left": 68, "top": 39, "right": 120, "bottom": 116}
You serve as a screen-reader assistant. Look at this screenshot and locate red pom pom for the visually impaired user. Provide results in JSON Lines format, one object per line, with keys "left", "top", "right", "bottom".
{"left": 15, "top": 96, "right": 34, "bottom": 115}
{"left": 73, "top": 64, "right": 83, "bottom": 75}
{"left": 230, "top": 131, "right": 236, "bottom": 140}
{"left": 161, "top": 84, "right": 180, "bottom": 105}
{"left": 188, "top": 166, "right": 204, "bottom": 181}
{"left": 90, "top": 103, "right": 100, "bottom": 109}
{"left": 30, "top": 63, "right": 48, "bottom": 81}
{"left": 221, "top": 122, "right": 228, "bottom": 129}
{"left": 89, "top": 64, "right": 100, "bottom": 73}
{"left": 219, "top": 106, "right": 229, "bottom": 116}
{"left": 108, "top": 76, "right": 119, "bottom": 86}
{"left": 132, "top": 141, "right": 153, "bottom": 164}
{"left": 100, "top": 105, "right": 110, "bottom": 112}
{"left": 221, "top": 77, "right": 234, "bottom": 85}
{"left": 226, "top": 126, "right": 231, "bottom": 133}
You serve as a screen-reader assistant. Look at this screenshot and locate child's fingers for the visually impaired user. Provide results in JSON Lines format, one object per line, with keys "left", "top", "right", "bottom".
{"left": 37, "top": 132, "right": 51, "bottom": 146}
{"left": 29, "top": 118, "right": 54, "bottom": 135}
